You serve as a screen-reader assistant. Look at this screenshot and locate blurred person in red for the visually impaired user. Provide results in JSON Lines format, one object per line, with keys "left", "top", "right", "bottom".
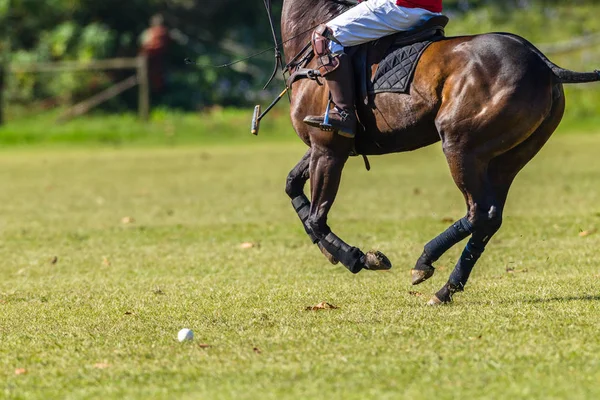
{"left": 139, "top": 14, "right": 171, "bottom": 94}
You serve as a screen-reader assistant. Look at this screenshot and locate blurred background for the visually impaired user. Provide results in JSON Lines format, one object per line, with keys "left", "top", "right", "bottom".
{"left": 0, "top": 0, "right": 598, "bottom": 144}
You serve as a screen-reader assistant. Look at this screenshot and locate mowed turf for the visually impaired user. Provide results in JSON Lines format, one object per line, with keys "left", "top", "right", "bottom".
{"left": 1, "top": 135, "right": 599, "bottom": 400}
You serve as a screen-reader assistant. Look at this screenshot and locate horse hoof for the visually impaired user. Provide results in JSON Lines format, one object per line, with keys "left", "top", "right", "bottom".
{"left": 364, "top": 251, "right": 392, "bottom": 271}
{"left": 427, "top": 296, "right": 445, "bottom": 306}
{"left": 410, "top": 267, "right": 435, "bottom": 285}
{"left": 429, "top": 283, "right": 459, "bottom": 305}
{"left": 318, "top": 243, "right": 339, "bottom": 265}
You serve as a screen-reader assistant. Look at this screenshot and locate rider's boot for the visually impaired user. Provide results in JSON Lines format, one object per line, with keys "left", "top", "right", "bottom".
{"left": 304, "top": 54, "right": 357, "bottom": 138}
{"left": 303, "top": 26, "right": 357, "bottom": 138}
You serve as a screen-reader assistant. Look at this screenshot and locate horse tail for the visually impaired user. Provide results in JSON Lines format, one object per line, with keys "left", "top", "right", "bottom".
{"left": 495, "top": 32, "right": 600, "bottom": 84}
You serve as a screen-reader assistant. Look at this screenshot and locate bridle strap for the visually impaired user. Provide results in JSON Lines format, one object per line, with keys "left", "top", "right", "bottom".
{"left": 261, "top": 0, "right": 358, "bottom": 89}
{"left": 262, "top": 0, "right": 283, "bottom": 89}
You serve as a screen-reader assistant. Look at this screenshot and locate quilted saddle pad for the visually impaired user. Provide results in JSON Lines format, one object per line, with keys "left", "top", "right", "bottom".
{"left": 370, "top": 40, "right": 434, "bottom": 95}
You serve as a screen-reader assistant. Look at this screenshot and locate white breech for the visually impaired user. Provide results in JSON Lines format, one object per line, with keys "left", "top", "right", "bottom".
{"left": 326, "top": 0, "right": 442, "bottom": 54}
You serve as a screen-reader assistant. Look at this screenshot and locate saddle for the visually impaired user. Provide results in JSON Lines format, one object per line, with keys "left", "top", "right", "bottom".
{"left": 287, "top": 15, "right": 449, "bottom": 102}
{"left": 354, "top": 15, "right": 449, "bottom": 103}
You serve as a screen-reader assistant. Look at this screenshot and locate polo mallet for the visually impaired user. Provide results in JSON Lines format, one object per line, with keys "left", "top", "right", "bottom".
{"left": 251, "top": 87, "right": 289, "bottom": 135}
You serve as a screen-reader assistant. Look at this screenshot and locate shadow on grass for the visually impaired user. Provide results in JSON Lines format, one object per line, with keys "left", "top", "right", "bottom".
{"left": 508, "top": 295, "right": 600, "bottom": 305}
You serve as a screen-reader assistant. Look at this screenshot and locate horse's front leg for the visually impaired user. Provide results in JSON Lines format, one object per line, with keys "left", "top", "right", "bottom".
{"left": 285, "top": 149, "right": 339, "bottom": 264}
{"left": 306, "top": 141, "right": 391, "bottom": 273}
{"left": 286, "top": 149, "right": 316, "bottom": 242}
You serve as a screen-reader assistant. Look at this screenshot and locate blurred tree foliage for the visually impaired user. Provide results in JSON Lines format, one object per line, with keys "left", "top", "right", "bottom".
{"left": 0, "top": 0, "right": 282, "bottom": 110}
{"left": 0, "top": 0, "right": 598, "bottom": 112}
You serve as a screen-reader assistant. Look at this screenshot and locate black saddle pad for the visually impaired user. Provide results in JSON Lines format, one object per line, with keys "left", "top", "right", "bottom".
{"left": 370, "top": 40, "right": 434, "bottom": 95}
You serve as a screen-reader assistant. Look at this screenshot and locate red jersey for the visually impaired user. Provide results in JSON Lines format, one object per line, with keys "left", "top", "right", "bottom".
{"left": 396, "top": 0, "right": 442, "bottom": 13}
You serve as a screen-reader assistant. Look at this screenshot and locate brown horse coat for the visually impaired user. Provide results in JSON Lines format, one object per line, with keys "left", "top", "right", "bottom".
{"left": 281, "top": 0, "right": 599, "bottom": 304}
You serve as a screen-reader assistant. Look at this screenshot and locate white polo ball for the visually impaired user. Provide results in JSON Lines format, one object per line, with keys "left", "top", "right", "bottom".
{"left": 177, "top": 328, "right": 194, "bottom": 342}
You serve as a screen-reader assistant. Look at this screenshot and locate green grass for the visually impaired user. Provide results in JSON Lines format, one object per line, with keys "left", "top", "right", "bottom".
{"left": 1, "top": 93, "right": 599, "bottom": 149}
{"left": 0, "top": 107, "right": 295, "bottom": 147}
{"left": 1, "top": 134, "right": 600, "bottom": 399}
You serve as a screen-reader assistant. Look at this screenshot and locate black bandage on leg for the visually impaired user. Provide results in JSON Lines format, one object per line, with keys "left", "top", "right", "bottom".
{"left": 448, "top": 239, "right": 485, "bottom": 290}
{"left": 321, "top": 232, "right": 364, "bottom": 274}
{"left": 423, "top": 217, "right": 474, "bottom": 263}
{"left": 291, "top": 195, "right": 319, "bottom": 243}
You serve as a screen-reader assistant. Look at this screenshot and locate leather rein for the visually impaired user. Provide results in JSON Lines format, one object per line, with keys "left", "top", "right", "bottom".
{"left": 262, "top": 0, "right": 359, "bottom": 88}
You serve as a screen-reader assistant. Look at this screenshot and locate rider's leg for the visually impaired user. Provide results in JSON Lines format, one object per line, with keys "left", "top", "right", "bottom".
{"left": 327, "top": 0, "right": 441, "bottom": 47}
{"left": 303, "top": 27, "right": 357, "bottom": 138}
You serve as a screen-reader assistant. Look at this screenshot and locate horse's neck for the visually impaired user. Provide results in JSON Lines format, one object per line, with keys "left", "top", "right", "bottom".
{"left": 281, "top": 0, "right": 346, "bottom": 62}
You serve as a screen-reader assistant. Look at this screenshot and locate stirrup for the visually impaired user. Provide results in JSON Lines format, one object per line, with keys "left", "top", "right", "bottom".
{"left": 319, "top": 99, "right": 334, "bottom": 132}
{"left": 319, "top": 99, "right": 354, "bottom": 137}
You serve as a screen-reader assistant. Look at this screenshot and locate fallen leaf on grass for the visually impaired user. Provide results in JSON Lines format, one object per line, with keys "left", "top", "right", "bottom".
{"left": 102, "top": 257, "right": 111, "bottom": 266}
{"left": 306, "top": 302, "right": 339, "bottom": 311}
{"left": 253, "top": 347, "right": 262, "bottom": 354}
{"left": 50, "top": 256, "right": 58, "bottom": 264}
{"left": 121, "top": 216, "right": 135, "bottom": 225}
{"left": 123, "top": 311, "right": 135, "bottom": 316}
{"left": 15, "top": 368, "right": 27, "bottom": 375}
{"left": 579, "top": 229, "right": 597, "bottom": 237}
{"left": 506, "top": 266, "right": 528, "bottom": 274}
{"left": 408, "top": 291, "right": 424, "bottom": 297}
{"left": 93, "top": 363, "right": 110, "bottom": 369}
{"left": 198, "top": 344, "right": 211, "bottom": 349}
{"left": 240, "top": 242, "right": 258, "bottom": 249}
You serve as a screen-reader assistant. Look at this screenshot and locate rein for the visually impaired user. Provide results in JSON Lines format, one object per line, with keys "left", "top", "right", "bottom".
{"left": 262, "top": 0, "right": 283, "bottom": 89}
{"left": 187, "top": 1, "right": 356, "bottom": 75}
{"left": 261, "top": 0, "right": 358, "bottom": 87}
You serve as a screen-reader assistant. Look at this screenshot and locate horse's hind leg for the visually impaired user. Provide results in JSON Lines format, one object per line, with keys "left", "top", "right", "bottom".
{"left": 425, "top": 152, "right": 503, "bottom": 303}
{"left": 411, "top": 150, "right": 494, "bottom": 286}
{"left": 411, "top": 216, "right": 475, "bottom": 285}
{"left": 430, "top": 89, "right": 565, "bottom": 304}
{"left": 285, "top": 149, "right": 339, "bottom": 264}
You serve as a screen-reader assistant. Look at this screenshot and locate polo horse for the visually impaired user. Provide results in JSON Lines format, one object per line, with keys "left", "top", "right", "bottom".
{"left": 276, "top": 0, "right": 599, "bottom": 304}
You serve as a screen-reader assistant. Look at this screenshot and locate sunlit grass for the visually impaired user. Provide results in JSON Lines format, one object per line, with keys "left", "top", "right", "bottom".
{"left": 1, "top": 134, "right": 599, "bottom": 399}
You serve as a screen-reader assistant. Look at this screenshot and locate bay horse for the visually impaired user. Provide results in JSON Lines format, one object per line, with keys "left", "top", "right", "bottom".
{"left": 280, "top": 0, "right": 600, "bottom": 304}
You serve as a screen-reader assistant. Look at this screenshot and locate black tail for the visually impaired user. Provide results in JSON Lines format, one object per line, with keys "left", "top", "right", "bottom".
{"left": 497, "top": 33, "right": 600, "bottom": 84}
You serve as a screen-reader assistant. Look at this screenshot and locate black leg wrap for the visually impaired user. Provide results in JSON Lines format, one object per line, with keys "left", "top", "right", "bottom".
{"left": 292, "top": 195, "right": 319, "bottom": 243}
{"left": 448, "top": 240, "right": 485, "bottom": 289}
{"left": 423, "top": 217, "right": 474, "bottom": 263}
{"left": 413, "top": 251, "right": 434, "bottom": 272}
{"left": 434, "top": 282, "right": 463, "bottom": 304}
{"left": 321, "top": 232, "right": 364, "bottom": 274}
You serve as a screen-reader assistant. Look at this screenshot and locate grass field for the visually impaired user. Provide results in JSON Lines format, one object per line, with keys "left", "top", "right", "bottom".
{"left": 1, "top": 133, "right": 599, "bottom": 399}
